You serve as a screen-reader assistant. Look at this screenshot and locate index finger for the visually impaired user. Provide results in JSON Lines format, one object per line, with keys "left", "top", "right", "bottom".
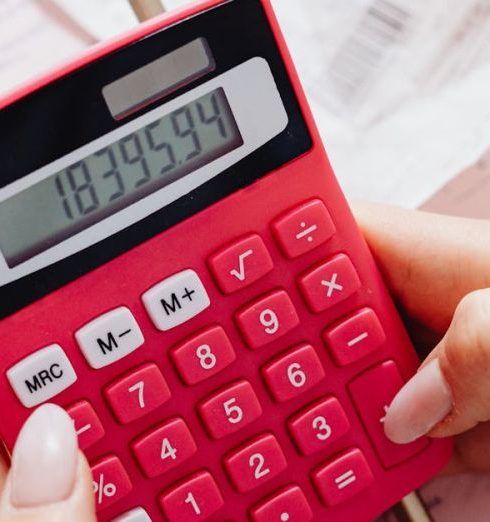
{"left": 353, "top": 202, "right": 490, "bottom": 332}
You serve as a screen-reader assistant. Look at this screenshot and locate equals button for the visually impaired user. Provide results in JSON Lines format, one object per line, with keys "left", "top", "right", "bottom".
{"left": 76, "top": 307, "right": 145, "bottom": 369}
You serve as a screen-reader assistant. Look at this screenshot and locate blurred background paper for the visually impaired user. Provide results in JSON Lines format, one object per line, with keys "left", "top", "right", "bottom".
{"left": 2, "top": 1, "right": 490, "bottom": 520}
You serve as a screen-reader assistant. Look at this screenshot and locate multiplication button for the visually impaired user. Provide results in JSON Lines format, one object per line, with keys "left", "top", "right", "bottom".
{"left": 6, "top": 344, "right": 77, "bottom": 408}
{"left": 76, "top": 307, "right": 144, "bottom": 369}
{"left": 142, "top": 269, "right": 210, "bottom": 331}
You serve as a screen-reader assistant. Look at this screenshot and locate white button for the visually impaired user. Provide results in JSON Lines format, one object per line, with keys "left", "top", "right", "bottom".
{"left": 111, "top": 507, "right": 152, "bottom": 522}
{"left": 75, "top": 307, "right": 144, "bottom": 369}
{"left": 7, "top": 344, "right": 77, "bottom": 408}
{"left": 142, "top": 269, "right": 210, "bottom": 331}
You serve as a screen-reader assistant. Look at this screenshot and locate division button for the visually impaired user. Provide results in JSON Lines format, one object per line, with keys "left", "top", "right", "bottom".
{"left": 142, "top": 269, "right": 210, "bottom": 331}
{"left": 6, "top": 344, "right": 77, "bottom": 408}
{"left": 271, "top": 200, "right": 335, "bottom": 258}
{"left": 75, "top": 307, "right": 144, "bottom": 369}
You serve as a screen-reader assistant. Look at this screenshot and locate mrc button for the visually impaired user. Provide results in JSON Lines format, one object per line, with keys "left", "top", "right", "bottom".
{"left": 75, "top": 307, "right": 144, "bottom": 369}
{"left": 142, "top": 269, "right": 210, "bottom": 331}
{"left": 6, "top": 344, "right": 77, "bottom": 408}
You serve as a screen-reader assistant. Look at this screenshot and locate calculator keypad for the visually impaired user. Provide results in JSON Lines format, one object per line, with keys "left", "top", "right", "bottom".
{"left": 262, "top": 344, "right": 325, "bottom": 402}
{"left": 171, "top": 326, "right": 236, "bottom": 385}
{"left": 224, "top": 433, "right": 288, "bottom": 493}
{"left": 132, "top": 418, "right": 197, "bottom": 478}
{"left": 197, "top": 380, "right": 262, "bottom": 439}
{"left": 236, "top": 290, "right": 300, "bottom": 349}
{"left": 251, "top": 485, "right": 313, "bottom": 522}
{"left": 105, "top": 363, "right": 171, "bottom": 424}
{"left": 2, "top": 197, "right": 443, "bottom": 521}
{"left": 67, "top": 400, "right": 105, "bottom": 450}
{"left": 159, "top": 471, "right": 224, "bottom": 522}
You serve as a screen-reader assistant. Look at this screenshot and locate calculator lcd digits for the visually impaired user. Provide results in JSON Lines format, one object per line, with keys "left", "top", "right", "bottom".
{"left": 0, "top": 1, "right": 452, "bottom": 521}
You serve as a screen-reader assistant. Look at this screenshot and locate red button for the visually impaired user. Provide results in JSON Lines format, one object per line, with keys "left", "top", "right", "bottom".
{"left": 66, "top": 400, "right": 105, "bottom": 450}
{"left": 132, "top": 418, "right": 197, "bottom": 478}
{"left": 197, "top": 380, "right": 262, "bottom": 439}
{"left": 171, "top": 326, "right": 236, "bottom": 385}
{"left": 105, "top": 363, "right": 171, "bottom": 424}
{"left": 349, "top": 361, "right": 429, "bottom": 468}
{"left": 251, "top": 485, "right": 313, "bottom": 522}
{"left": 298, "top": 254, "right": 361, "bottom": 313}
{"left": 159, "top": 471, "right": 224, "bottom": 521}
{"left": 323, "top": 308, "right": 385, "bottom": 366}
{"left": 224, "top": 433, "right": 288, "bottom": 493}
{"left": 209, "top": 234, "right": 274, "bottom": 294}
{"left": 288, "top": 397, "right": 350, "bottom": 455}
{"left": 262, "top": 344, "right": 325, "bottom": 402}
{"left": 91, "top": 455, "right": 132, "bottom": 512}
{"left": 312, "top": 448, "right": 374, "bottom": 506}
{"left": 272, "top": 200, "right": 335, "bottom": 258}
{"left": 236, "top": 290, "right": 299, "bottom": 349}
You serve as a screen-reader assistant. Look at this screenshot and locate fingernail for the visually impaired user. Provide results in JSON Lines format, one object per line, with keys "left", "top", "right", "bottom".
{"left": 384, "top": 359, "right": 453, "bottom": 444}
{"left": 10, "top": 404, "right": 78, "bottom": 508}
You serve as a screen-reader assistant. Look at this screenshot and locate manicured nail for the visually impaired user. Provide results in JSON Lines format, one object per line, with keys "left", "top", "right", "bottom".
{"left": 384, "top": 359, "right": 453, "bottom": 444}
{"left": 10, "top": 404, "right": 78, "bottom": 508}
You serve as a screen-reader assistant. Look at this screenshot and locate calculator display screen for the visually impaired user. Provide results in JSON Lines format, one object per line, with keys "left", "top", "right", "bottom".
{"left": 0, "top": 88, "right": 242, "bottom": 267}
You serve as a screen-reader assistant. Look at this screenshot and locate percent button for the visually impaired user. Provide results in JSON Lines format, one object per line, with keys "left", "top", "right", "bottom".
{"left": 91, "top": 455, "right": 132, "bottom": 511}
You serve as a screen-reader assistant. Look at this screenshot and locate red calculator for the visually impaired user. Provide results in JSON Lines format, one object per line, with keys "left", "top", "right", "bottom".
{"left": 0, "top": 1, "right": 452, "bottom": 521}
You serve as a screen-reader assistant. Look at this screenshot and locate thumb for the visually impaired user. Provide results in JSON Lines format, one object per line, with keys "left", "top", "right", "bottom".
{"left": 0, "top": 404, "right": 96, "bottom": 522}
{"left": 384, "top": 289, "right": 490, "bottom": 444}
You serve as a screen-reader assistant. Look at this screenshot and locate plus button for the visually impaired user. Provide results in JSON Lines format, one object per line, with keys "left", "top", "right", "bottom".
{"left": 181, "top": 287, "right": 196, "bottom": 302}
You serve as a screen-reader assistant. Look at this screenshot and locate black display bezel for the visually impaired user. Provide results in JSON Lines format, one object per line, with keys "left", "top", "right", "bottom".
{"left": 0, "top": 0, "right": 312, "bottom": 319}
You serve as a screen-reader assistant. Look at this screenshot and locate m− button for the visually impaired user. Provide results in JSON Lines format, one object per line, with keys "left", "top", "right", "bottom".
{"left": 6, "top": 344, "right": 77, "bottom": 408}
{"left": 75, "top": 307, "right": 144, "bottom": 369}
{"left": 142, "top": 269, "right": 210, "bottom": 331}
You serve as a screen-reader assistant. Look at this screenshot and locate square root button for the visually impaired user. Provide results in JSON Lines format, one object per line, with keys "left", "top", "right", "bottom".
{"left": 7, "top": 344, "right": 77, "bottom": 408}
{"left": 75, "top": 307, "right": 144, "bottom": 369}
{"left": 142, "top": 269, "right": 210, "bottom": 331}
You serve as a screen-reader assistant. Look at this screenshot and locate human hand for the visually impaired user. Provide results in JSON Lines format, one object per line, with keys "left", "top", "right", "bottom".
{"left": 355, "top": 202, "right": 490, "bottom": 474}
{"left": 0, "top": 404, "right": 96, "bottom": 522}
